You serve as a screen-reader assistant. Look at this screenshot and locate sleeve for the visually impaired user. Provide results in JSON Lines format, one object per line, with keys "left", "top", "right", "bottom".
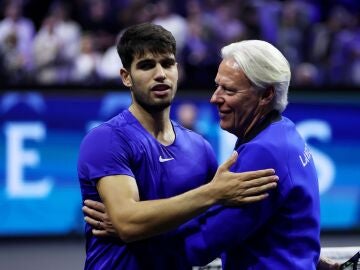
{"left": 77, "top": 124, "right": 135, "bottom": 183}
{"left": 178, "top": 142, "right": 288, "bottom": 266}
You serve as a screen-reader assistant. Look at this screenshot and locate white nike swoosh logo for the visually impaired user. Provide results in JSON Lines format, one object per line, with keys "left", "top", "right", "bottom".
{"left": 159, "top": 156, "right": 174, "bottom": 162}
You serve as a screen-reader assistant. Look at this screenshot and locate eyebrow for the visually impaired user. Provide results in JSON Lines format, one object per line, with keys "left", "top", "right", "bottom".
{"left": 136, "top": 59, "right": 154, "bottom": 67}
{"left": 136, "top": 56, "right": 176, "bottom": 67}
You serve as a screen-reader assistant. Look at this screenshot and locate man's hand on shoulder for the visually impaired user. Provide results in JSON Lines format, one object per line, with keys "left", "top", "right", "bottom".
{"left": 209, "top": 151, "right": 278, "bottom": 205}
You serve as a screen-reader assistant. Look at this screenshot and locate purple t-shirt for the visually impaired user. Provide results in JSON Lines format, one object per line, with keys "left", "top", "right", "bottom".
{"left": 179, "top": 116, "right": 321, "bottom": 269}
{"left": 78, "top": 109, "right": 217, "bottom": 269}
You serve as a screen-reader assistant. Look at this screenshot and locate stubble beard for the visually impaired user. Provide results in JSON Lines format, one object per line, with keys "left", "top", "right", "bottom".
{"left": 133, "top": 92, "right": 173, "bottom": 113}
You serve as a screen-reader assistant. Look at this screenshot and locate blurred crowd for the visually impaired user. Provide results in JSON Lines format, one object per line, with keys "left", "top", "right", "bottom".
{"left": 0, "top": 0, "right": 359, "bottom": 89}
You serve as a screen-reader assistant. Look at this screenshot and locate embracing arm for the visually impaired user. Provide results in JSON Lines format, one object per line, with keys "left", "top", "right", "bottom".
{"left": 90, "top": 152, "right": 277, "bottom": 243}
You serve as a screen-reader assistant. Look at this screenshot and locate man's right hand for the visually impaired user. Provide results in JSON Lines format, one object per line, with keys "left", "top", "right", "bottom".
{"left": 210, "top": 151, "right": 278, "bottom": 205}
{"left": 83, "top": 200, "right": 117, "bottom": 238}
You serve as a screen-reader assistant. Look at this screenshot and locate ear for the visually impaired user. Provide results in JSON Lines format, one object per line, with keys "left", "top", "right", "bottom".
{"left": 260, "top": 86, "right": 275, "bottom": 105}
{"left": 120, "top": 68, "right": 132, "bottom": 88}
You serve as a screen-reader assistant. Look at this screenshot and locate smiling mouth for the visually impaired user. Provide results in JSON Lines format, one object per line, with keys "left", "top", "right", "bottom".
{"left": 219, "top": 110, "right": 231, "bottom": 117}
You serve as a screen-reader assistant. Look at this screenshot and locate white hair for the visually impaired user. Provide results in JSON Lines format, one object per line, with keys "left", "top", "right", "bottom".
{"left": 221, "top": 40, "right": 291, "bottom": 112}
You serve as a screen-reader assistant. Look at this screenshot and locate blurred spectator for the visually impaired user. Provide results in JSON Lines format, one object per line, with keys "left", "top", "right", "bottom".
{"left": 98, "top": 43, "right": 123, "bottom": 84}
{"left": 152, "top": 0, "right": 188, "bottom": 54}
{"left": 0, "top": 1, "right": 35, "bottom": 81}
{"left": 347, "top": 34, "right": 360, "bottom": 86}
{"left": 32, "top": 15, "right": 63, "bottom": 84}
{"left": 256, "top": 0, "right": 282, "bottom": 44}
{"left": 76, "top": 0, "right": 117, "bottom": 52}
{"left": 50, "top": 2, "right": 81, "bottom": 63}
{"left": 294, "top": 62, "right": 321, "bottom": 86}
{"left": 309, "top": 6, "right": 351, "bottom": 85}
{"left": 326, "top": 7, "right": 360, "bottom": 86}
{"left": 117, "top": 0, "right": 156, "bottom": 28}
{"left": 179, "top": 0, "right": 220, "bottom": 88}
{"left": 276, "top": 1, "right": 307, "bottom": 69}
{"left": 71, "top": 33, "right": 102, "bottom": 84}
{"left": 239, "top": 2, "right": 262, "bottom": 40}
{"left": 210, "top": 1, "right": 246, "bottom": 44}
{"left": 0, "top": 0, "right": 359, "bottom": 88}
{"left": 0, "top": 30, "right": 29, "bottom": 84}
{"left": 32, "top": 1, "right": 82, "bottom": 85}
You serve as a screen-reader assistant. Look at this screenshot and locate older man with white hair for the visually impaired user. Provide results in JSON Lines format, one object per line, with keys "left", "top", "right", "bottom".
{"left": 175, "top": 40, "right": 321, "bottom": 269}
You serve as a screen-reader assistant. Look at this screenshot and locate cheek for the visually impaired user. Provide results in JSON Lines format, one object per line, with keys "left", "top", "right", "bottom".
{"left": 169, "top": 72, "right": 178, "bottom": 83}
{"left": 231, "top": 101, "right": 251, "bottom": 123}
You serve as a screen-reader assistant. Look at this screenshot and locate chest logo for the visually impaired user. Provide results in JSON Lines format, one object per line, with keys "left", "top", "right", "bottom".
{"left": 159, "top": 156, "right": 174, "bottom": 162}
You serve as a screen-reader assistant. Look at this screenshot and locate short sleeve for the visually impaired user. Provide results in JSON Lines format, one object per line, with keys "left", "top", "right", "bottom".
{"left": 77, "top": 123, "right": 135, "bottom": 183}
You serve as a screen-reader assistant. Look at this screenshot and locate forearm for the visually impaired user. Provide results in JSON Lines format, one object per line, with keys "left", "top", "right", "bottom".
{"left": 95, "top": 156, "right": 277, "bottom": 242}
{"left": 106, "top": 183, "right": 216, "bottom": 242}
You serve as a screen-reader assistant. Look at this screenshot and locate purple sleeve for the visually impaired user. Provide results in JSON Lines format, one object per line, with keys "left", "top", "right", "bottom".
{"left": 78, "top": 124, "right": 135, "bottom": 183}
{"left": 181, "top": 143, "right": 283, "bottom": 265}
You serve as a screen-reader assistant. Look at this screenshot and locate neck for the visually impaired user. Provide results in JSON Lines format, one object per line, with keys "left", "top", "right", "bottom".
{"left": 129, "top": 104, "right": 175, "bottom": 145}
{"left": 234, "top": 110, "right": 280, "bottom": 149}
{"left": 238, "top": 108, "right": 273, "bottom": 139}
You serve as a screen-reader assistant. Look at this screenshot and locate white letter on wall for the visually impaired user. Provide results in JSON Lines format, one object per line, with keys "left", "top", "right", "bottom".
{"left": 5, "top": 122, "right": 52, "bottom": 198}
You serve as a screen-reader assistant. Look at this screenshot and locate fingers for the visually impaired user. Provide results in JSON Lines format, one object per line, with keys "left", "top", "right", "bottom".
{"left": 241, "top": 181, "right": 278, "bottom": 196}
{"left": 84, "top": 215, "right": 101, "bottom": 229}
{"left": 85, "top": 216, "right": 117, "bottom": 238}
{"left": 82, "top": 205, "right": 104, "bottom": 221}
{"left": 240, "top": 169, "right": 276, "bottom": 181}
{"left": 92, "top": 229, "right": 111, "bottom": 237}
{"left": 218, "top": 151, "right": 238, "bottom": 172}
{"left": 229, "top": 193, "right": 270, "bottom": 205}
{"left": 84, "top": 199, "right": 106, "bottom": 212}
{"left": 241, "top": 175, "right": 278, "bottom": 189}
{"left": 82, "top": 200, "right": 106, "bottom": 221}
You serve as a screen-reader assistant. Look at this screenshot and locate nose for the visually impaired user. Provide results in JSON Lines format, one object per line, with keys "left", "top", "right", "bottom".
{"left": 210, "top": 88, "right": 221, "bottom": 104}
{"left": 154, "top": 63, "right": 166, "bottom": 80}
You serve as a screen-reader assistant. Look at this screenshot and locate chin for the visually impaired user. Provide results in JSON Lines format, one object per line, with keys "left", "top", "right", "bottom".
{"left": 219, "top": 122, "right": 230, "bottom": 132}
{"left": 151, "top": 102, "right": 171, "bottom": 112}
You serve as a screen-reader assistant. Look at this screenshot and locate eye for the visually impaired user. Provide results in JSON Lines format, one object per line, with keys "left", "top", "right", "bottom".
{"left": 215, "top": 83, "right": 237, "bottom": 95}
{"left": 161, "top": 58, "right": 176, "bottom": 68}
{"left": 220, "top": 85, "right": 237, "bottom": 95}
{"left": 223, "top": 88, "right": 237, "bottom": 95}
{"left": 137, "top": 60, "right": 155, "bottom": 70}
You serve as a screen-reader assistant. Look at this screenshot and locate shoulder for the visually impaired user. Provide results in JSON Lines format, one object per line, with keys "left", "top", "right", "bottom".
{"left": 235, "top": 118, "right": 297, "bottom": 170}
{"left": 173, "top": 121, "right": 215, "bottom": 151}
{"left": 247, "top": 117, "right": 300, "bottom": 151}
{"left": 80, "top": 113, "right": 136, "bottom": 154}
{"left": 83, "top": 111, "right": 136, "bottom": 142}
{"left": 173, "top": 121, "right": 207, "bottom": 142}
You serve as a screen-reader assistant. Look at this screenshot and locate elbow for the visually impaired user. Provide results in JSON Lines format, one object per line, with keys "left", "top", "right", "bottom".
{"left": 111, "top": 209, "right": 149, "bottom": 243}
{"left": 118, "top": 232, "right": 138, "bottom": 243}
{"left": 115, "top": 223, "right": 143, "bottom": 243}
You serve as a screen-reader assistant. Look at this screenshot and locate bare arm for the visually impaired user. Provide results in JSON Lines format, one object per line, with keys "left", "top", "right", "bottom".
{"left": 88, "top": 152, "right": 278, "bottom": 242}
